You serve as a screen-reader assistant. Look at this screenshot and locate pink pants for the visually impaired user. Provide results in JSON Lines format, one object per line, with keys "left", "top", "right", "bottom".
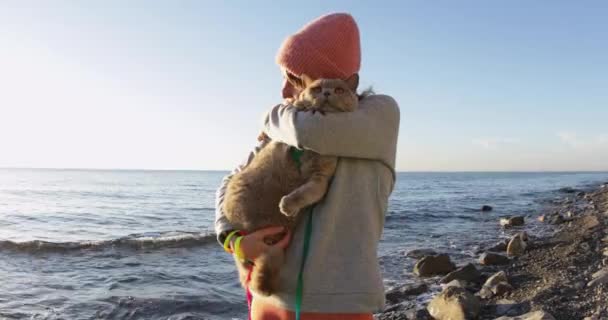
{"left": 251, "top": 298, "right": 373, "bottom": 320}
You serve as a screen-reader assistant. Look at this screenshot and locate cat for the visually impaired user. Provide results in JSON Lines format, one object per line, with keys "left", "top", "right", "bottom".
{"left": 223, "top": 73, "right": 360, "bottom": 296}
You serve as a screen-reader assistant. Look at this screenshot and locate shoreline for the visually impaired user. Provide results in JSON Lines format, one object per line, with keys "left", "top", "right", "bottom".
{"left": 377, "top": 182, "right": 608, "bottom": 320}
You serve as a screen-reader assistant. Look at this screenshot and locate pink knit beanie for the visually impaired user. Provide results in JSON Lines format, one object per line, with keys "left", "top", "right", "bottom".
{"left": 276, "top": 13, "right": 361, "bottom": 97}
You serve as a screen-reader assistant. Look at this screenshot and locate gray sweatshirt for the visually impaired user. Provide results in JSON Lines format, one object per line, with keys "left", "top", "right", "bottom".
{"left": 214, "top": 94, "right": 400, "bottom": 313}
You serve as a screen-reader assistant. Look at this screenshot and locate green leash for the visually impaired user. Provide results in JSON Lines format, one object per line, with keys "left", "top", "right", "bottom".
{"left": 290, "top": 147, "right": 305, "bottom": 169}
{"left": 295, "top": 207, "right": 313, "bottom": 320}
{"left": 289, "top": 147, "right": 312, "bottom": 320}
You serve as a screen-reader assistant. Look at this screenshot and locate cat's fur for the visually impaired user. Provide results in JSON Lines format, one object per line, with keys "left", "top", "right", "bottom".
{"left": 223, "top": 74, "right": 360, "bottom": 296}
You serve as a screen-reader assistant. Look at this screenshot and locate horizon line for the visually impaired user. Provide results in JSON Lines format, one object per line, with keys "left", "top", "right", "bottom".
{"left": 1, "top": 167, "right": 608, "bottom": 174}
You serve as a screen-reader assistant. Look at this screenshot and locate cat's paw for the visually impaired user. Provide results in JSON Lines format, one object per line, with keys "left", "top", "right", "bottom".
{"left": 257, "top": 132, "right": 270, "bottom": 142}
{"left": 279, "top": 196, "right": 300, "bottom": 217}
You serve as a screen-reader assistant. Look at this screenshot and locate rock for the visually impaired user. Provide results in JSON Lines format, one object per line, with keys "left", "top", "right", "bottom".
{"left": 479, "top": 271, "right": 511, "bottom": 299}
{"left": 565, "top": 210, "right": 575, "bottom": 218}
{"left": 587, "top": 268, "right": 608, "bottom": 287}
{"left": 439, "top": 263, "right": 482, "bottom": 284}
{"left": 406, "top": 249, "right": 438, "bottom": 259}
{"left": 558, "top": 187, "right": 577, "bottom": 193}
{"left": 482, "top": 205, "right": 493, "bottom": 212}
{"left": 494, "top": 310, "right": 556, "bottom": 320}
{"left": 484, "top": 271, "right": 508, "bottom": 288}
{"left": 580, "top": 242, "right": 591, "bottom": 251}
{"left": 443, "top": 279, "right": 466, "bottom": 289}
{"left": 581, "top": 215, "right": 600, "bottom": 230}
{"left": 427, "top": 286, "right": 481, "bottom": 320}
{"left": 576, "top": 191, "right": 586, "bottom": 197}
{"left": 548, "top": 214, "right": 565, "bottom": 225}
{"left": 494, "top": 299, "right": 517, "bottom": 316}
{"left": 500, "top": 216, "right": 525, "bottom": 227}
{"left": 537, "top": 215, "right": 546, "bottom": 222}
{"left": 385, "top": 283, "right": 429, "bottom": 304}
{"left": 488, "top": 240, "right": 509, "bottom": 252}
{"left": 478, "top": 286, "right": 494, "bottom": 299}
{"left": 413, "top": 254, "right": 456, "bottom": 277}
{"left": 507, "top": 233, "right": 528, "bottom": 257}
{"left": 492, "top": 282, "right": 514, "bottom": 296}
{"left": 573, "top": 281, "right": 585, "bottom": 290}
{"left": 479, "top": 252, "right": 510, "bottom": 265}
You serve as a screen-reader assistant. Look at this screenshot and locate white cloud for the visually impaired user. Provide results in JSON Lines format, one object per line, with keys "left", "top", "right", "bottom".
{"left": 557, "top": 132, "right": 608, "bottom": 148}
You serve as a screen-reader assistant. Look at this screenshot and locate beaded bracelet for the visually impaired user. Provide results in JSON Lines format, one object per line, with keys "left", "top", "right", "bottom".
{"left": 234, "top": 236, "right": 246, "bottom": 262}
{"left": 222, "top": 230, "right": 241, "bottom": 253}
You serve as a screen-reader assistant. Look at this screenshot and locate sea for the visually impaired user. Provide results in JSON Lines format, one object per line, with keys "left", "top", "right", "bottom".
{"left": 1, "top": 169, "right": 607, "bottom": 319}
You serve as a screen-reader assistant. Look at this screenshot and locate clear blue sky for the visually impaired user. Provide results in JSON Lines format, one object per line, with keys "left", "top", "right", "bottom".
{"left": 1, "top": 1, "right": 606, "bottom": 171}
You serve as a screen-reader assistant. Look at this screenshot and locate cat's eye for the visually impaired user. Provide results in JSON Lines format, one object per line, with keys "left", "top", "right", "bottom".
{"left": 334, "top": 87, "right": 345, "bottom": 94}
{"left": 311, "top": 86, "right": 322, "bottom": 94}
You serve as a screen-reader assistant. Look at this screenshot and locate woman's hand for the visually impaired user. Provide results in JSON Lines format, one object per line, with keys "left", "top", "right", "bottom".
{"left": 235, "top": 226, "right": 291, "bottom": 261}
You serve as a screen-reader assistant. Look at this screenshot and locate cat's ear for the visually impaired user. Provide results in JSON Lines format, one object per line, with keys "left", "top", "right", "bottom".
{"left": 301, "top": 74, "right": 315, "bottom": 87}
{"left": 345, "top": 73, "right": 359, "bottom": 91}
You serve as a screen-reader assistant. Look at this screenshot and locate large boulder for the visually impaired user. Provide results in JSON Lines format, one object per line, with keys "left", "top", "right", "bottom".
{"left": 479, "top": 252, "right": 510, "bottom": 265}
{"left": 494, "top": 310, "right": 556, "bottom": 320}
{"left": 427, "top": 286, "right": 481, "bottom": 320}
{"left": 507, "top": 233, "right": 528, "bottom": 257}
{"left": 500, "top": 216, "right": 525, "bottom": 228}
{"left": 413, "top": 254, "right": 456, "bottom": 277}
{"left": 439, "top": 263, "right": 482, "bottom": 284}
{"left": 481, "top": 205, "right": 493, "bottom": 212}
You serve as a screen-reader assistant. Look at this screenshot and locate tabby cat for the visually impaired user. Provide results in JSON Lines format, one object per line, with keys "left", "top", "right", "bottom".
{"left": 223, "top": 73, "right": 359, "bottom": 296}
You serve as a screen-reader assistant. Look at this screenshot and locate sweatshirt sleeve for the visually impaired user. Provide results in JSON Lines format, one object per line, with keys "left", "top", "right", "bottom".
{"left": 214, "top": 141, "right": 266, "bottom": 244}
{"left": 263, "top": 94, "right": 400, "bottom": 170}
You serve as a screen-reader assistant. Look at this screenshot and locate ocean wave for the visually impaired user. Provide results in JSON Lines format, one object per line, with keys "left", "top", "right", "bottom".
{"left": 0, "top": 231, "right": 217, "bottom": 253}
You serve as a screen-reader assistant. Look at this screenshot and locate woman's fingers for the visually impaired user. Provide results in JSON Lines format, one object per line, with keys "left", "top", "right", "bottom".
{"left": 273, "top": 230, "right": 291, "bottom": 249}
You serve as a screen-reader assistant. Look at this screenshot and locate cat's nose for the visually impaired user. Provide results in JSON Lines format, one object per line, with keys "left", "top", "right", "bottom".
{"left": 323, "top": 92, "right": 330, "bottom": 97}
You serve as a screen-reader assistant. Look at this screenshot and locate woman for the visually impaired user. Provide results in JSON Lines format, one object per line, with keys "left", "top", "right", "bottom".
{"left": 215, "top": 13, "right": 400, "bottom": 320}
